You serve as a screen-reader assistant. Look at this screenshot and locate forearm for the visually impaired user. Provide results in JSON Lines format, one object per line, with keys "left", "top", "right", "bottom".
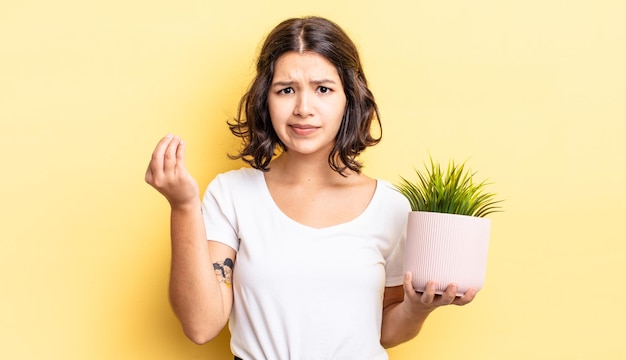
{"left": 168, "top": 200, "right": 227, "bottom": 343}
{"left": 380, "top": 300, "right": 433, "bottom": 348}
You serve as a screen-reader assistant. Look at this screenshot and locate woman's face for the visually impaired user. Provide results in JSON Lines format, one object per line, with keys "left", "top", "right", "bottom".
{"left": 268, "top": 51, "right": 347, "bottom": 158}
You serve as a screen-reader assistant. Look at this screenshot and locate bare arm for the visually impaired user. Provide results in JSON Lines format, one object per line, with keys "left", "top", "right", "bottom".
{"left": 145, "top": 135, "right": 235, "bottom": 344}
{"left": 380, "top": 272, "right": 477, "bottom": 348}
{"left": 168, "top": 205, "right": 235, "bottom": 344}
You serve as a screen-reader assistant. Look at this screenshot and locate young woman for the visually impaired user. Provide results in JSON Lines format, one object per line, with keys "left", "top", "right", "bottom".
{"left": 145, "top": 16, "right": 476, "bottom": 360}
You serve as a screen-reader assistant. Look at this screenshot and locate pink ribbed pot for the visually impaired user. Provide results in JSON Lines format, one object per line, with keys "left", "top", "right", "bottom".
{"left": 404, "top": 211, "right": 491, "bottom": 296}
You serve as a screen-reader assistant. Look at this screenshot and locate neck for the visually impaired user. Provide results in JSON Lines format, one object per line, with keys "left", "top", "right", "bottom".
{"left": 268, "top": 152, "right": 355, "bottom": 185}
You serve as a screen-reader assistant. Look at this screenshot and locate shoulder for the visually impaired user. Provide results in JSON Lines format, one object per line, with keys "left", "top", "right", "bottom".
{"left": 375, "top": 179, "right": 411, "bottom": 211}
{"left": 210, "top": 167, "right": 263, "bottom": 188}
{"left": 204, "top": 167, "right": 264, "bottom": 203}
{"left": 215, "top": 167, "right": 261, "bottom": 181}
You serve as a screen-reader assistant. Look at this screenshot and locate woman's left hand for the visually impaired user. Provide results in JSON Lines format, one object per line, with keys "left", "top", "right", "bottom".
{"left": 401, "top": 272, "right": 477, "bottom": 313}
{"left": 380, "top": 272, "right": 477, "bottom": 347}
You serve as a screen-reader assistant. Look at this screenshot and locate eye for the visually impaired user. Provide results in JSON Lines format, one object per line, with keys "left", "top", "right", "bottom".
{"left": 278, "top": 87, "right": 294, "bottom": 95}
{"left": 318, "top": 86, "right": 331, "bottom": 94}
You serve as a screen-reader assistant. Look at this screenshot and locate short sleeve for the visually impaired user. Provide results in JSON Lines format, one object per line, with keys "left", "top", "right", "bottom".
{"left": 379, "top": 180, "right": 410, "bottom": 287}
{"left": 384, "top": 226, "right": 406, "bottom": 287}
{"left": 201, "top": 173, "right": 240, "bottom": 251}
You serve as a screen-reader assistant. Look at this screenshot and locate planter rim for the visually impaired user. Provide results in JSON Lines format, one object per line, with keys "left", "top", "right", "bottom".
{"left": 409, "top": 210, "right": 492, "bottom": 222}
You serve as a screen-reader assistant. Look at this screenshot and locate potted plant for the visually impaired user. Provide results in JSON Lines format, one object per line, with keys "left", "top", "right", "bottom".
{"left": 395, "top": 157, "right": 502, "bottom": 296}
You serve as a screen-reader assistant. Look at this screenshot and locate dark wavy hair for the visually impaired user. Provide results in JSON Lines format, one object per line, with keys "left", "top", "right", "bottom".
{"left": 228, "top": 16, "right": 381, "bottom": 175}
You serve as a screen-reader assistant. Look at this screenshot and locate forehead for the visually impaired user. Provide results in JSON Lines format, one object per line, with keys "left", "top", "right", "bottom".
{"left": 273, "top": 51, "right": 340, "bottom": 79}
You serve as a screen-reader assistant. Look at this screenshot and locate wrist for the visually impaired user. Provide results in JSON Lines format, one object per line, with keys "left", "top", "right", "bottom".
{"left": 170, "top": 198, "right": 202, "bottom": 213}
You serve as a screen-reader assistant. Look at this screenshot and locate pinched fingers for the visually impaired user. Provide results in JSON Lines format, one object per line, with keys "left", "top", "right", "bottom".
{"left": 163, "top": 134, "right": 184, "bottom": 175}
{"left": 145, "top": 134, "right": 200, "bottom": 207}
{"left": 146, "top": 134, "right": 175, "bottom": 184}
{"left": 145, "top": 134, "right": 192, "bottom": 192}
{"left": 175, "top": 136, "right": 187, "bottom": 170}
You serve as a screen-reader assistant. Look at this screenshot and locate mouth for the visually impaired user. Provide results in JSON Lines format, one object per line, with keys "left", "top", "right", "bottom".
{"left": 289, "top": 124, "right": 319, "bottom": 136}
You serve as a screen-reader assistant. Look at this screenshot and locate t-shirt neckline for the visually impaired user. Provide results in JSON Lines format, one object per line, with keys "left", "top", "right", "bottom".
{"left": 252, "top": 168, "right": 381, "bottom": 232}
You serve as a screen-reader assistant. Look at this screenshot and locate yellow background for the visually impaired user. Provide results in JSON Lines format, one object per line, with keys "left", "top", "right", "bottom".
{"left": 1, "top": 0, "right": 625, "bottom": 359}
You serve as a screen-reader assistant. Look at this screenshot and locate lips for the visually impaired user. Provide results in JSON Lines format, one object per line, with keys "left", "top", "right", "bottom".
{"left": 289, "top": 124, "right": 319, "bottom": 136}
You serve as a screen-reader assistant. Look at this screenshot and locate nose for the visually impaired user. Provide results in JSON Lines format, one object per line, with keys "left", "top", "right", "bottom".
{"left": 294, "top": 92, "right": 313, "bottom": 117}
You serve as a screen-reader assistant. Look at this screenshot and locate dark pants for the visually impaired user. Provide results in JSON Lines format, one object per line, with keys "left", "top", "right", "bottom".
{"left": 234, "top": 357, "right": 243, "bottom": 360}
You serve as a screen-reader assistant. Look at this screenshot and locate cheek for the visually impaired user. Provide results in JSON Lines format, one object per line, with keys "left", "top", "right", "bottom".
{"left": 268, "top": 97, "right": 288, "bottom": 122}
{"left": 332, "top": 99, "right": 348, "bottom": 124}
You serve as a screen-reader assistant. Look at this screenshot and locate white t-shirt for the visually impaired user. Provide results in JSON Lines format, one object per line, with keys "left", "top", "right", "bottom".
{"left": 201, "top": 168, "right": 410, "bottom": 360}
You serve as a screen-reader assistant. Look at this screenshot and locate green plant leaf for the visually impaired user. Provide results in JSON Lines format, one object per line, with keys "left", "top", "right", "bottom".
{"left": 394, "top": 157, "right": 503, "bottom": 217}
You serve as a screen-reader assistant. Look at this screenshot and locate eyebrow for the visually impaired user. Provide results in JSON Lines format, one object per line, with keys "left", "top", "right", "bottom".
{"left": 271, "top": 79, "right": 338, "bottom": 88}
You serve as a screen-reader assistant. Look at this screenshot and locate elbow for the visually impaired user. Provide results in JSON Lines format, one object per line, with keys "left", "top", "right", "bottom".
{"left": 182, "top": 324, "right": 222, "bottom": 345}
{"left": 380, "top": 337, "right": 400, "bottom": 350}
{"left": 173, "top": 309, "right": 229, "bottom": 344}
{"left": 182, "top": 322, "right": 223, "bottom": 345}
{"left": 188, "top": 335, "right": 213, "bottom": 346}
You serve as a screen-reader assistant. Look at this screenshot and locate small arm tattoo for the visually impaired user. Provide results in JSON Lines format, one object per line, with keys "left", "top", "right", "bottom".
{"left": 213, "top": 258, "right": 234, "bottom": 287}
